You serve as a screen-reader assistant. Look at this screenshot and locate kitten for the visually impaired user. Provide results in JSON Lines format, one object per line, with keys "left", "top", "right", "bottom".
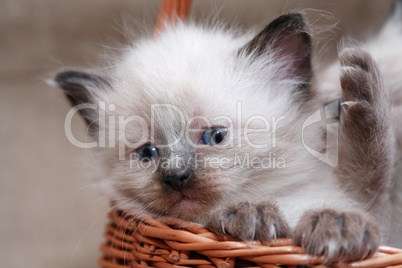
{"left": 54, "top": 3, "right": 402, "bottom": 262}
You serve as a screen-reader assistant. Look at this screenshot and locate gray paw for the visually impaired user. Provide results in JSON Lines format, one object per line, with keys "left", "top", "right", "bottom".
{"left": 340, "top": 49, "right": 389, "bottom": 141}
{"left": 208, "top": 201, "right": 290, "bottom": 242}
{"left": 294, "top": 209, "right": 380, "bottom": 261}
{"left": 340, "top": 48, "right": 383, "bottom": 103}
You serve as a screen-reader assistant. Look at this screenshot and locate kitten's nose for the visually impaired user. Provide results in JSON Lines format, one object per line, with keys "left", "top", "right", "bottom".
{"left": 162, "top": 171, "right": 192, "bottom": 191}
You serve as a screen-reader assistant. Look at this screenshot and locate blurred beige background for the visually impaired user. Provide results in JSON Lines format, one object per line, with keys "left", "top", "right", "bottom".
{"left": 0, "top": 1, "right": 393, "bottom": 267}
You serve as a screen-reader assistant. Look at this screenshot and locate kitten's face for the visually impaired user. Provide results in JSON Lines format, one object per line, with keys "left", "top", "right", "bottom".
{"left": 56, "top": 15, "right": 313, "bottom": 222}
{"left": 102, "top": 60, "right": 288, "bottom": 221}
{"left": 107, "top": 85, "right": 238, "bottom": 221}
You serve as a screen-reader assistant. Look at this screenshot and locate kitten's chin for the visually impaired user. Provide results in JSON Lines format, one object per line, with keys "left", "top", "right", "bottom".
{"left": 162, "top": 191, "right": 213, "bottom": 221}
{"left": 177, "top": 194, "right": 201, "bottom": 208}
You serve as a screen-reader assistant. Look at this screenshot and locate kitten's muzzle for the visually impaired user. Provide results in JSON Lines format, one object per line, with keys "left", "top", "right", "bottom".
{"left": 162, "top": 171, "right": 192, "bottom": 192}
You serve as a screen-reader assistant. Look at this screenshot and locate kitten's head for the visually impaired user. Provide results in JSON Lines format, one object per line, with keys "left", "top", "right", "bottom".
{"left": 55, "top": 13, "right": 314, "bottom": 222}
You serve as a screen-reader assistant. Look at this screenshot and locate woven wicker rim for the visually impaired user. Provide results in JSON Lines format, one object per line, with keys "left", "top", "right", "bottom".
{"left": 99, "top": 208, "right": 402, "bottom": 268}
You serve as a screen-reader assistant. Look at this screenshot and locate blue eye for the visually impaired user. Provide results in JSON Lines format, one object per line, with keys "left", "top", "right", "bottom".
{"left": 201, "top": 128, "right": 228, "bottom": 145}
{"left": 136, "top": 144, "right": 159, "bottom": 162}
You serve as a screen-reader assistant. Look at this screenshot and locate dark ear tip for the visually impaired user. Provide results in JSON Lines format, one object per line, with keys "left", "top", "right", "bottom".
{"left": 284, "top": 12, "right": 303, "bottom": 19}
{"left": 54, "top": 70, "right": 109, "bottom": 131}
{"left": 55, "top": 70, "right": 94, "bottom": 87}
{"left": 274, "top": 13, "right": 304, "bottom": 22}
{"left": 281, "top": 12, "right": 308, "bottom": 30}
{"left": 257, "top": 12, "right": 309, "bottom": 40}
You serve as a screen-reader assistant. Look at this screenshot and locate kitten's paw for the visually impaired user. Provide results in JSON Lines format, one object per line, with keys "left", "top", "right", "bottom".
{"left": 294, "top": 209, "right": 380, "bottom": 262}
{"left": 208, "top": 201, "right": 290, "bottom": 242}
{"left": 339, "top": 48, "right": 387, "bottom": 139}
{"left": 340, "top": 48, "right": 383, "bottom": 104}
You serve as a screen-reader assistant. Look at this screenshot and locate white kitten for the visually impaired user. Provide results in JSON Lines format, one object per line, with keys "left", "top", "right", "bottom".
{"left": 54, "top": 4, "right": 402, "bottom": 261}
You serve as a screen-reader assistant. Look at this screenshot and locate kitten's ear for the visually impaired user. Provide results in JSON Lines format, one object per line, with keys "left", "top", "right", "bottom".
{"left": 240, "top": 13, "right": 312, "bottom": 95}
{"left": 55, "top": 70, "right": 109, "bottom": 131}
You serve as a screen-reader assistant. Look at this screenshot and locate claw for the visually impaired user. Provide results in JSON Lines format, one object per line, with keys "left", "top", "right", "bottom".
{"left": 341, "top": 101, "right": 358, "bottom": 112}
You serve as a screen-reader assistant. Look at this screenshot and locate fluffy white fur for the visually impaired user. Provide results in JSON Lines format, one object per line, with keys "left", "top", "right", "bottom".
{"left": 57, "top": 7, "right": 402, "bottom": 249}
{"left": 99, "top": 25, "right": 346, "bottom": 213}
{"left": 101, "top": 26, "right": 375, "bottom": 218}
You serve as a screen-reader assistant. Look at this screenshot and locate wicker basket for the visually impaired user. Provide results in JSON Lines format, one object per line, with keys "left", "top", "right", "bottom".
{"left": 98, "top": 208, "right": 402, "bottom": 268}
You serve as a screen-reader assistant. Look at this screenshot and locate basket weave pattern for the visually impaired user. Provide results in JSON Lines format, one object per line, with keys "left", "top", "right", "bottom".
{"left": 99, "top": 209, "right": 402, "bottom": 268}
